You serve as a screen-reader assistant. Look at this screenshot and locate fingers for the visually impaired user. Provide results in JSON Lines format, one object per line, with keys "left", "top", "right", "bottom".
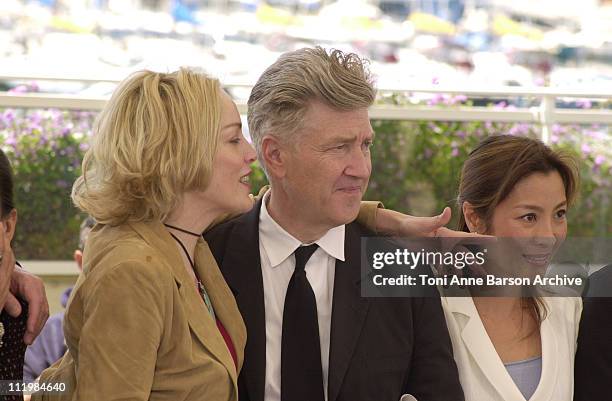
{"left": 3, "top": 291, "right": 23, "bottom": 317}
{"left": 436, "top": 207, "right": 452, "bottom": 228}
{"left": 10, "top": 267, "right": 50, "bottom": 345}
{"left": 23, "top": 275, "right": 49, "bottom": 345}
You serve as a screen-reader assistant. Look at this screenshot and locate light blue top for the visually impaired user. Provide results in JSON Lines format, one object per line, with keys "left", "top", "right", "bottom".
{"left": 504, "top": 356, "right": 542, "bottom": 400}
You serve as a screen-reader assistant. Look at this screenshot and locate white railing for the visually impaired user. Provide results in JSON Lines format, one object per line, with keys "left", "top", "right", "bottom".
{"left": 21, "top": 261, "right": 79, "bottom": 277}
{"left": 1, "top": 76, "right": 610, "bottom": 144}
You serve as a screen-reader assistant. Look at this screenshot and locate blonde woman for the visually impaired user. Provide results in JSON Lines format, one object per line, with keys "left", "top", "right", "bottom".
{"left": 34, "top": 69, "right": 254, "bottom": 401}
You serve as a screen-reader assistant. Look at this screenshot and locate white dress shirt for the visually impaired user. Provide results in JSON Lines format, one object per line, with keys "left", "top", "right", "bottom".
{"left": 259, "top": 193, "right": 345, "bottom": 401}
{"left": 441, "top": 296, "right": 582, "bottom": 401}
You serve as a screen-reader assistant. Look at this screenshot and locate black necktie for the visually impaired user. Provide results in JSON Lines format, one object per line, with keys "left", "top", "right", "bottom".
{"left": 281, "top": 244, "right": 325, "bottom": 401}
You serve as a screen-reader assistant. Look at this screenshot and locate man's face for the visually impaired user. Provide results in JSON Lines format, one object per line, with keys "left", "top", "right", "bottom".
{"left": 281, "top": 100, "right": 373, "bottom": 229}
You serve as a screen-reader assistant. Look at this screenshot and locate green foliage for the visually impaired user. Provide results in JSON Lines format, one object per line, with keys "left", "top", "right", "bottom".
{"left": 1, "top": 100, "right": 609, "bottom": 259}
{"left": 0, "top": 108, "right": 94, "bottom": 259}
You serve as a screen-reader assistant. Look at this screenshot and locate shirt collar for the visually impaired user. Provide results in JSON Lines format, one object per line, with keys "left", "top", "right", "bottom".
{"left": 259, "top": 191, "right": 345, "bottom": 268}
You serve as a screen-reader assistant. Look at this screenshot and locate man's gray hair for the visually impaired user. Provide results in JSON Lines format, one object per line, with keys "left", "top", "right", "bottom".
{"left": 247, "top": 47, "right": 376, "bottom": 171}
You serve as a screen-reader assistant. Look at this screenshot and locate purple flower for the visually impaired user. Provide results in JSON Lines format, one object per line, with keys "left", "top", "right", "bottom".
{"left": 582, "top": 144, "right": 592, "bottom": 154}
{"left": 513, "top": 123, "right": 530, "bottom": 136}
{"left": 576, "top": 99, "right": 592, "bottom": 109}
{"left": 432, "top": 77, "right": 439, "bottom": 85}
{"left": 456, "top": 130, "right": 466, "bottom": 139}
{"left": 56, "top": 180, "right": 69, "bottom": 189}
{"left": 79, "top": 143, "right": 89, "bottom": 152}
{"left": 551, "top": 134, "right": 559, "bottom": 143}
{"left": 424, "top": 148, "right": 433, "bottom": 159}
{"left": 9, "top": 85, "right": 28, "bottom": 94}
{"left": 451, "top": 148, "right": 459, "bottom": 157}
{"left": 5, "top": 137, "right": 17, "bottom": 147}
{"left": 427, "top": 94, "right": 445, "bottom": 106}
{"left": 2, "top": 110, "right": 15, "bottom": 123}
{"left": 29, "top": 124, "right": 42, "bottom": 133}
{"left": 49, "top": 108, "right": 62, "bottom": 120}
{"left": 552, "top": 124, "right": 565, "bottom": 135}
{"left": 494, "top": 101, "right": 507, "bottom": 109}
{"left": 454, "top": 95, "right": 468, "bottom": 103}
{"left": 595, "top": 155, "right": 605, "bottom": 166}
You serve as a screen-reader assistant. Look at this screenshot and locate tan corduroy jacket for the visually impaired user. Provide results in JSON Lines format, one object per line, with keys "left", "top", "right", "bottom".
{"left": 33, "top": 220, "right": 246, "bottom": 401}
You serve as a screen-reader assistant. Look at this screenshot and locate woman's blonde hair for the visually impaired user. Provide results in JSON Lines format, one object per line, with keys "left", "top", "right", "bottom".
{"left": 72, "top": 68, "right": 221, "bottom": 225}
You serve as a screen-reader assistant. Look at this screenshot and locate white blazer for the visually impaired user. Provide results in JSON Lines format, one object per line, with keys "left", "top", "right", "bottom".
{"left": 441, "top": 296, "right": 582, "bottom": 401}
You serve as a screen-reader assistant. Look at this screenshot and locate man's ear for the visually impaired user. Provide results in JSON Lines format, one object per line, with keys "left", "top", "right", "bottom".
{"left": 261, "top": 135, "right": 287, "bottom": 179}
{"left": 3, "top": 208, "right": 17, "bottom": 242}
{"left": 462, "top": 202, "right": 486, "bottom": 234}
{"left": 74, "top": 249, "right": 84, "bottom": 271}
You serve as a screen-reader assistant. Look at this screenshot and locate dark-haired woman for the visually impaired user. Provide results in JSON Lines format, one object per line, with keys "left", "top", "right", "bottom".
{"left": 442, "top": 135, "right": 581, "bottom": 401}
{"left": 0, "top": 149, "right": 30, "bottom": 401}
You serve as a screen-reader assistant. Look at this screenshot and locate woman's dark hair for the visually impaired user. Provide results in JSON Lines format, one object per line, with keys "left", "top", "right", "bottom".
{"left": 456, "top": 135, "right": 579, "bottom": 325}
{"left": 0, "top": 150, "right": 15, "bottom": 218}
{"left": 457, "top": 135, "right": 579, "bottom": 233}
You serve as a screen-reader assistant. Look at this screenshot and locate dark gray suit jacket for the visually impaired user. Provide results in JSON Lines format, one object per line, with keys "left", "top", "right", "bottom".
{"left": 205, "top": 199, "right": 464, "bottom": 401}
{"left": 574, "top": 264, "right": 612, "bottom": 401}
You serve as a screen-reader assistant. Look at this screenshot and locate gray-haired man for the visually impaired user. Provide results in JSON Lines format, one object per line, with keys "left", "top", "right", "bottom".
{"left": 206, "top": 47, "right": 463, "bottom": 401}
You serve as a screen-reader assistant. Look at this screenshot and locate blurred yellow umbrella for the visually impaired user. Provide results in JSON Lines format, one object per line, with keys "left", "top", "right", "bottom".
{"left": 492, "top": 14, "right": 543, "bottom": 41}
{"left": 409, "top": 12, "right": 456, "bottom": 35}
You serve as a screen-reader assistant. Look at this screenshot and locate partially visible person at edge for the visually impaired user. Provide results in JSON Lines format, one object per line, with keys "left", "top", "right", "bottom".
{"left": 31, "top": 67, "right": 456, "bottom": 401}
{"left": 574, "top": 262, "right": 612, "bottom": 401}
{"left": 442, "top": 135, "right": 581, "bottom": 401}
{"left": 0, "top": 148, "right": 49, "bottom": 401}
{"left": 23, "top": 217, "right": 95, "bottom": 383}
{"left": 205, "top": 47, "right": 464, "bottom": 401}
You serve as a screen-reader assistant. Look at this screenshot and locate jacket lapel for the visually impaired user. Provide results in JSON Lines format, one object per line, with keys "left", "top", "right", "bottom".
{"left": 129, "top": 221, "right": 240, "bottom": 392}
{"left": 447, "top": 297, "right": 525, "bottom": 401}
{"left": 195, "top": 240, "right": 247, "bottom": 373}
{"left": 218, "top": 200, "right": 267, "bottom": 401}
{"left": 328, "top": 223, "right": 370, "bottom": 401}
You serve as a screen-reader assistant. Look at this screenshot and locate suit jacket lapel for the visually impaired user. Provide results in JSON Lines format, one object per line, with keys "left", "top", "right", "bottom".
{"left": 328, "top": 223, "right": 370, "bottom": 401}
{"left": 218, "top": 200, "right": 267, "bottom": 401}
